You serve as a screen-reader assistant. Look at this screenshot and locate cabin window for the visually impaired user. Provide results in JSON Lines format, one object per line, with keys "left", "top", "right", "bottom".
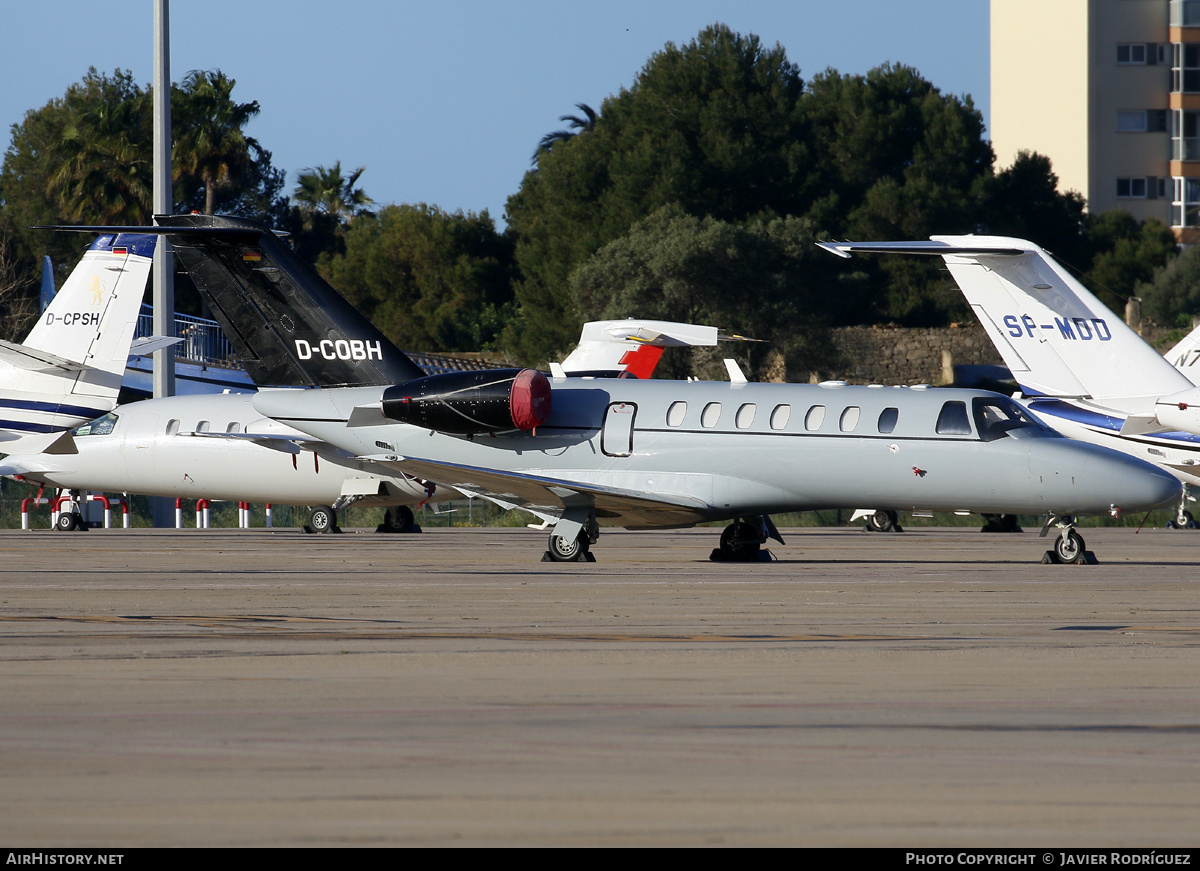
{"left": 226, "top": 422, "right": 242, "bottom": 434}
{"left": 71, "top": 413, "right": 118, "bottom": 437}
{"left": 839, "top": 406, "right": 861, "bottom": 432}
{"left": 666, "top": 401, "right": 687, "bottom": 427}
{"left": 701, "top": 402, "right": 722, "bottom": 428}
{"left": 935, "top": 401, "right": 973, "bottom": 435}
{"left": 878, "top": 407, "right": 899, "bottom": 434}
{"left": 196, "top": 420, "right": 211, "bottom": 433}
{"left": 770, "top": 404, "right": 791, "bottom": 430}
{"left": 805, "top": 405, "right": 826, "bottom": 431}
{"left": 735, "top": 403, "right": 756, "bottom": 429}
{"left": 165, "top": 419, "right": 180, "bottom": 436}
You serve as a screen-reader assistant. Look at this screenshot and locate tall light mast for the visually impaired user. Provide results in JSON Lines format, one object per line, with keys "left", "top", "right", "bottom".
{"left": 152, "top": 0, "right": 174, "bottom": 400}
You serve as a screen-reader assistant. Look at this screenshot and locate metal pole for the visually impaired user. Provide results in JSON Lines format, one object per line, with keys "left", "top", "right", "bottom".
{"left": 150, "top": 0, "right": 176, "bottom": 527}
{"left": 152, "top": 0, "right": 174, "bottom": 399}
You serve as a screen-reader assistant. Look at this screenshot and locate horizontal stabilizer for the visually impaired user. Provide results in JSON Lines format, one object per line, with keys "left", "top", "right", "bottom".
{"left": 347, "top": 403, "right": 385, "bottom": 427}
{"left": 128, "top": 335, "right": 184, "bottom": 356}
{"left": 0, "top": 340, "right": 88, "bottom": 373}
{"left": 1118, "top": 413, "right": 1172, "bottom": 436}
{"left": 818, "top": 241, "right": 1029, "bottom": 258}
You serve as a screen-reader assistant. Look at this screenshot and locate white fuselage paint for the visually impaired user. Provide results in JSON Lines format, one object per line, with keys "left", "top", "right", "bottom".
{"left": 6, "top": 393, "right": 433, "bottom": 507}
{"left": 251, "top": 379, "right": 1182, "bottom": 525}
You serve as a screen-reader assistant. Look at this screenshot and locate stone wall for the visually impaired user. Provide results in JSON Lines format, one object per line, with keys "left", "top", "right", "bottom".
{"left": 824, "top": 323, "right": 1002, "bottom": 386}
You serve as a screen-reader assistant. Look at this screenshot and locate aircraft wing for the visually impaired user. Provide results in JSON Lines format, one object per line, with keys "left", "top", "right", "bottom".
{"left": 358, "top": 454, "right": 711, "bottom": 529}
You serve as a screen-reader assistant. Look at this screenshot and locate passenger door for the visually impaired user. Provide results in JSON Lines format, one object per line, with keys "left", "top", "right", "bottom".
{"left": 601, "top": 401, "right": 636, "bottom": 457}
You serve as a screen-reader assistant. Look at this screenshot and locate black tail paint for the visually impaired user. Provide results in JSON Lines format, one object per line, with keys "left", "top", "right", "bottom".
{"left": 156, "top": 213, "right": 426, "bottom": 389}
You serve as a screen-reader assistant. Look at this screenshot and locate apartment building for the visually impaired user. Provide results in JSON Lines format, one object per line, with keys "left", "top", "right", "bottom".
{"left": 992, "top": 0, "right": 1200, "bottom": 241}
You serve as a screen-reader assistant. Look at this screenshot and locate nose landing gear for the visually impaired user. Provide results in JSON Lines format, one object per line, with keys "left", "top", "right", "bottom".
{"left": 1040, "top": 515, "right": 1098, "bottom": 565}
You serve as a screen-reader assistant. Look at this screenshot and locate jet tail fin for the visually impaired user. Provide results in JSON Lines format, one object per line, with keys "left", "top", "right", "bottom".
{"left": 820, "top": 236, "right": 1194, "bottom": 404}
{"left": 157, "top": 214, "right": 425, "bottom": 388}
{"left": 17, "top": 232, "right": 156, "bottom": 403}
{"left": 37, "top": 215, "right": 427, "bottom": 389}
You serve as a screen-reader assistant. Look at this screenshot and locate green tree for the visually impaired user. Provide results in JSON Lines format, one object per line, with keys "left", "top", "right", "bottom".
{"left": 803, "top": 63, "right": 992, "bottom": 240}
{"left": 293, "top": 162, "right": 373, "bottom": 225}
{"left": 1133, "top": 228, "right": 1200, "bottom": 326}
{"left": 532, "top": 103, "right": 598, "bottom": 163}
{"left": 0, "top": 69, "right": 152, "bottom": 283}
{"left": 1082, "top": 211, "right": 1177, "bottom": 314}
{"left": 506, "top": 24, "right": 810, "bottom": 362}
{"left": 172, "top": 70, "right": 262, "bottom": 216}
{"left": 974, "top": 150, "right": 1087, "bottom": 257}
{"left": 319, "top": 203, "right": 515, "bottom": 352}
{"left": 570, "top": 205, "right": 850, "bottom": 380}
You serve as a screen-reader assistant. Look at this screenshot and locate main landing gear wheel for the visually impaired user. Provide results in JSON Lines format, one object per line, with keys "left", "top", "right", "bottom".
{"left": 867, "top": 510, "right": 900, "bottom": 533}
{"left": 545, "top": 531, "right": 594, "bottom": 562}
{"left": 304, "top": 504, "right": 340, "bottom": 534}
{"left": 981, "top": 513, "right": 1022, "bottom": 533}
{"left": 378, "top": 505, "right": 417, "bottom": 534}
{"left": 711, "top": 519, "right": 768, "bottom": 562}
{"left": 55, "top": 512, "right": 83, "bottom": 532}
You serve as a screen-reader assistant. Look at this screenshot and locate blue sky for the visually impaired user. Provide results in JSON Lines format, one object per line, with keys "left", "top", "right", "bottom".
{"left": 0, "top": 1, "right": 989, "bottom": 227}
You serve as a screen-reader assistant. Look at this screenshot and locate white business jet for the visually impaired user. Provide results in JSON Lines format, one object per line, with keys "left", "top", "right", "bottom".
{"left": 821, "top": 236, "right": 1200, "bottom": 527}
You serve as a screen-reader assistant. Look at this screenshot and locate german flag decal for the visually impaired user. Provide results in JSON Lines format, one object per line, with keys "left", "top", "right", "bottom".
{"left": 111, "top": 246, "right": 128, "bottom": 256}
{"left": 242, "top": 248, "right": 262, "bottom": 262}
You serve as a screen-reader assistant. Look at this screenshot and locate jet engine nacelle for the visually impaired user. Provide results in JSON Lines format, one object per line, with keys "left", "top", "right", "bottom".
{"left": 1155, "top": 386, "right": 1200, "bottom": 433}
{"left": 381, "top": 368, "right": 552, "bottom": 435}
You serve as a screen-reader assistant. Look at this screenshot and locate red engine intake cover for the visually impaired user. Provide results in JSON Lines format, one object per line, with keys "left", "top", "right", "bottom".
{"left": 510, "top": 368, "right": 552, "bottom": 430}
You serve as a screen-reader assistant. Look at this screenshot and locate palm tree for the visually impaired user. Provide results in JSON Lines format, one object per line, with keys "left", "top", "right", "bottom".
{"left": 173, "top": 70, "right": 260, "bottom": 214}
{"left": 293, "top": 162, "right": 374, "bottom": 225}
{"left": 532, "top": 103, "right": 598, "bottom": 164}
{"left": 50, "top": 90, "right": 153, "bottom": 224}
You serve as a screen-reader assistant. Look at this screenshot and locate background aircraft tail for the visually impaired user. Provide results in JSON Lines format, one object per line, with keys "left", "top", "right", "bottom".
{"left": 155, "top": 214, "right": 426, "bottom": 388}
{"left": 820, "top": 236, "right": 1193, "bottom": 406}
{"left": 0, "top": 233, "right": 156, "bottom": 436}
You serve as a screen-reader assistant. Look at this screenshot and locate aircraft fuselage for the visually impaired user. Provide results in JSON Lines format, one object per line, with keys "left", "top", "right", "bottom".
{"left": 252, "top": 378, "right": 1181, "bottom": 524}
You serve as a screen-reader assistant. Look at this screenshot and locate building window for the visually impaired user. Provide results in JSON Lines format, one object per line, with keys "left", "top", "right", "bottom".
{"left": 1117, "top": 111, "right": 1148, "bottom": 132}
{"left": 1118, "top": 43, "right": 1148, "bottom": 65}
{"left": 1171, "top": 1, "right": 1200, "bottom": 28}
{"left": 1118, "top": 110, "right": 1167, "bottom": 133}
{"left": 1173, "top": 110, "right": 1200, "bottom": 160}
{"left": 1117, "top": 177, "right": 1148, "bottom": 198}
{"left": 1173, "top": 43, "right": 1200, "bottom": 92}
{"left": 1172, "top": 177, "right": 1200, "bottom": 227}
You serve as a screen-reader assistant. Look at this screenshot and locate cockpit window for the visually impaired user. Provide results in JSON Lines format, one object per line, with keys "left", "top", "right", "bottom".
{"left": 935, "top": 401, "right": 972, "bottom": 435}
{"left": 71, "top": 412, "right": 118, "bottom": 437}
{"left": 972, "top": 396, "right": 1046, "bottom": 441}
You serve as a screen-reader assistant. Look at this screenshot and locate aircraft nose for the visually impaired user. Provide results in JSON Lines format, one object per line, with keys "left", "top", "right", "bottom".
{"left": 1090, "top": 449, "right": 1180, "bottom": 513}
{"left": 1029, "top": 440, "right": 1181, "bottom": 515}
